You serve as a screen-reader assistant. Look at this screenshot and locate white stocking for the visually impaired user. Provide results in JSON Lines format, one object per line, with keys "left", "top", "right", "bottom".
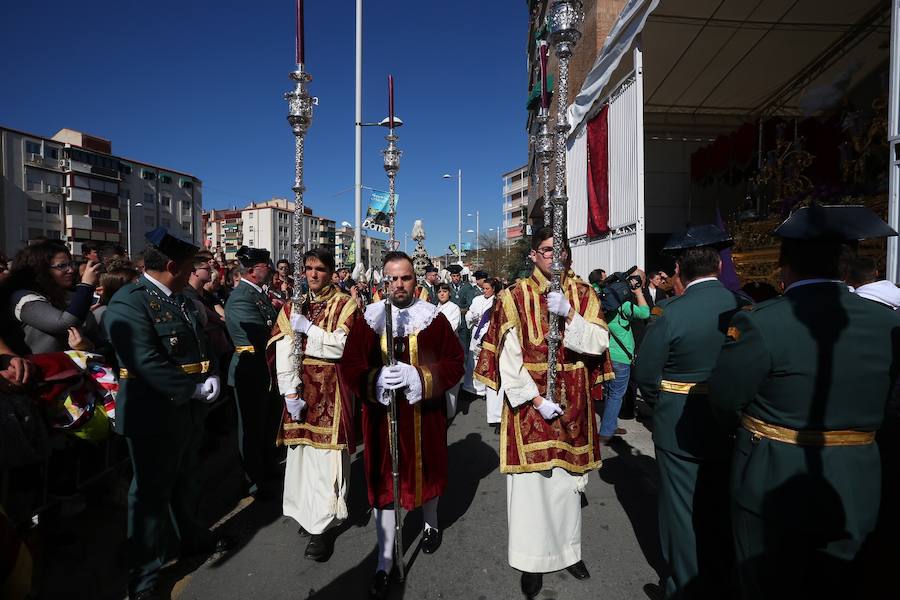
{"left": 375, "top": 508, "right": 395, "bottom": 573}
{"left": 423, "top": 496, "right": 439, "bottom": 531}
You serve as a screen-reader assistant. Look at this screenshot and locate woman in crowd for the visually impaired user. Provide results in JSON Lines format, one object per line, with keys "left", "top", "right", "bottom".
{"left": 202, "top": 269, "right": 227, "bottom": 318}
{"left": 470, "top": 278, "right": 504, "bottom": 432}
{"left": 437, "top": 283, "right": 463, "bottom": 417}
{"left": 3, "top": 241, "right": 108, "bottom": 356}
{"left": 91, "top": 264, "right": 140, "bottom": 328}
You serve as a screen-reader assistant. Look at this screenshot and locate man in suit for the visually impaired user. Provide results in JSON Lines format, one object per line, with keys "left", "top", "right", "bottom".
{"left": 633, "top": 225, "right": 748, "bottom": 599}
{"left": 225, "top": 245, "right": 281, "bottom": 497}
{"left": 708, "top": 205, "right": 900, "bottom": 599}
{"left": 105, "top": 228, "right": 223, "bottom": 600}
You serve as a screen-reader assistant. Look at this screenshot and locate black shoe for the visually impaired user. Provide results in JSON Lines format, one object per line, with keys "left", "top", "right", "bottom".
{"left": 368, "top": 570, "right": 390, "bottom": 600}
{"left": 304, "top": 533, "right": 334, "bottom": 562}
{"left": 130, "top": 587, "right": 165, "bottom": 600}
{"left": 298, "top": 525, "right": 309, "bottom": 537}
{"left": 492, "top": 423, "right": 500, "bottom": 434}
{"left": 520, "top": 572, "right": 543, "bottom": 598}
{"left": 182, "top": 534, "right": 234, "bottom": 559}
{"left": 566, "top": 560, "right": 590, "bottom": 579}
{"left": 421, "top": 527, "right": 442, "bottom": 554}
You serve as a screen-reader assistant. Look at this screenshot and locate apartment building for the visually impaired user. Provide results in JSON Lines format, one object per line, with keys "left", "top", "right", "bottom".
{"left": 502, "top": 165, "right": 529, "bottom": 245}
{"left": 334, "top": 224, "right": 386, "bottom": 271}
{"left": 0, "top": 126, "right": 201, "bottom": 256}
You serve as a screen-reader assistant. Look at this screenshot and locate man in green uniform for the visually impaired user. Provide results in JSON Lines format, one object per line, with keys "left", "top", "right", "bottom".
{"left": 633, "top": 225, "right": 747, "bottom": 599}
{"left": 105, "top": 227, "right": 223, "bottom": 600}
{"left": 448, "top": 264, "right": 479, "bottom": 395}
{"left": 225, "top": 245, "right": 281, "bottom": 497}
{"left": 708, "top": 205, "right": 900, "bottom": 599}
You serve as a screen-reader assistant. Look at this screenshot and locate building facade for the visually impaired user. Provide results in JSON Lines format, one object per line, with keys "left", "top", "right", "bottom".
{"left": 502, "top": 165, "right": 529, "bottom": 245}
{"left": 334, "top": 224, "right": 386, "bottom": 271}
{"left": 204, "top": 198, "right": 335, "bottom": 263}
{"left": 0, "top": 126, "right": 202, "bottom": 257}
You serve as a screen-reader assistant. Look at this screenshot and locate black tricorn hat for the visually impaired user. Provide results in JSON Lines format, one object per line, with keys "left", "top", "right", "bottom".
{"left": 774, "top": 204, "right": 897, "bottom": 241}
{"left": 447, "top": 264, "right": 463, "bottom": 275}
{"left": 473, "top": 270, "right": 489, "bottom": 279}
{"left": 236, "top": 245, "right": 271, "bottom": 267}
{"left": 663, "top": 224, "right": 733, "bottom": 253}
{"left": 424, "top": 266, "right": 439, "bottom": 274}
{"left": 144, "top": 227, "right": 199, "bottom": 262}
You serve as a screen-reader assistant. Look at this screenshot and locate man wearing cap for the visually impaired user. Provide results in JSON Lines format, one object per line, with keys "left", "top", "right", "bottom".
{"left": 225, "top": 245, "right": 281, "bottom": 497}
{"left": 708, "top": 205, "right": 900, "bottom": 598}
{"left": 267, "top": 248, "right": 361, "bottom": 562}
{"left": 419, "top": 266, "right": 440, "bottom": 304}
{"left": 105, "top": 228, "right": 223, "bottom": 600}
{"left": 447, "top": 265, "right": 478, "bottom": 393}
{"left": 475, "top": 227, "right": 611, "bottom": 599}
{"left": 632, "top": 224, "right": 749, "bottom": 599}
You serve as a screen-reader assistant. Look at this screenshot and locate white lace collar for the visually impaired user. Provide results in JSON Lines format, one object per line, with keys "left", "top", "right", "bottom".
{"left": 364, "top": 298, "right": 440, "bottom": 338}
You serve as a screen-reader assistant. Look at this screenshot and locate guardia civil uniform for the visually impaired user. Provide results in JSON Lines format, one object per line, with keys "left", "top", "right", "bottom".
{"left": 448, "top": 265, "right": 479, "bottom": 392}
{"left": 633, "top": 224, "right": 748, "bottom": 599}
{"left": 708, "top": 205, "right": 900, "bottom": 599}
{"left": 225, "top": 246, "right": 281, "bottom": 494}
{"left": 105, "top": 228, "right": 220, "bottom": 599}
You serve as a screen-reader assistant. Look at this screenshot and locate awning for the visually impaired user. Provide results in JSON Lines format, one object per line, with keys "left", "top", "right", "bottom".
{"left": 570, "top": 0, "right": 893, "bottom": 138}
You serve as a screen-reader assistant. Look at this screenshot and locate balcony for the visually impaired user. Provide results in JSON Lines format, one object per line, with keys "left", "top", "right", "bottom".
{"left": 93, "top": 218, "right": 119, "bottom": 233}
{"left": 503, "top": 179, "right": 527, "bottom": 197}
{"left": 65, "top": 187, "right": 92, "bottom": 204}
{"left": 58, "top": 159, "right": 92, "bottom": 175}
{"left": 66, "top": 214, "right": 92, "bottom": 230}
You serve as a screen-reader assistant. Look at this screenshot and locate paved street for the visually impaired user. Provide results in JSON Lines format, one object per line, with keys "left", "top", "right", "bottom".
{"left": 174, "top": 400, "right": 662, "bottom": 600}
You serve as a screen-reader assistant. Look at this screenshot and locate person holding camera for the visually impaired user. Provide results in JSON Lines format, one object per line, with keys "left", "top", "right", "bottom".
{"left": 599, "top": 268, "right": 649, "bottom": 442}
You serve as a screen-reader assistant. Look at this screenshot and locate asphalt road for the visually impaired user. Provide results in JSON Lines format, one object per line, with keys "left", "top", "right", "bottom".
{"left": 173, "top": 399, "right": 663, "bottom": 600}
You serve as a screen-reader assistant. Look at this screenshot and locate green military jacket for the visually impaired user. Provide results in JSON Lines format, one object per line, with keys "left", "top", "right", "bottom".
{"left": 633, "top": 279, "right": 748, "bottom": 459}
{"left": 225, "top": 279, "right": 278, "bottom": 386}
{"left": 708, "top": 281, "right": 900, "bottom": 535}
{"left": 104, "top": 275, "right": 216, "bottom": 437}
{"left": 450, "top": 281, "right": 479, "bottom": 341}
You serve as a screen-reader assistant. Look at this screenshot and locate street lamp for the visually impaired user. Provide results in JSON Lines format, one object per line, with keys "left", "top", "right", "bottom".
{"left": 441, "top": 170, "right": 462, "bottom": 264}
{"left": 467, "top": 210, "right": 480, "bottom": 266}
{"left": 126, "top": 199, "right": 143, "bottom": 257}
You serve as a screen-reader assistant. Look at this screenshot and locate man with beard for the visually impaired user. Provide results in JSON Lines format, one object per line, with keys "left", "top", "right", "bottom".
{"left": 342, "top": 251, "right": 464, "bottom": 599}
{"left": 267, "top": 248, "right": 361, "bottom": 561}
{"left": 225, "top": 245, "right": 280, "bottom": 498}
{"left": 475, "top": 227, "right": 611, "bottom": 599}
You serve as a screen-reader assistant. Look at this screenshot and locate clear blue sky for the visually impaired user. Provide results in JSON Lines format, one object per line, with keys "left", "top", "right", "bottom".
{"left": 0, "top": 1, "right": 530, "bottom": 257}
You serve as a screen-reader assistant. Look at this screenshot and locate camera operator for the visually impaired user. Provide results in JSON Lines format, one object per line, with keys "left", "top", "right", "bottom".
{"left": 600, "top": 268, "right": 649, "bottom": 442}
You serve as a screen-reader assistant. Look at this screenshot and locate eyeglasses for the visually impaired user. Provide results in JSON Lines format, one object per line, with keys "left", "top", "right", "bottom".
{"left": 50, "top": 262, "right": 75, "bottom": 272}
{"left": 535, "top": 246, "right": 568, "bottom": 259}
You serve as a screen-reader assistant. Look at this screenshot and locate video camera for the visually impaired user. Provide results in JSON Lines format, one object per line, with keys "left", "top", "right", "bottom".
{"left": 597, "top": 266, "right": 642, "bottom": 317}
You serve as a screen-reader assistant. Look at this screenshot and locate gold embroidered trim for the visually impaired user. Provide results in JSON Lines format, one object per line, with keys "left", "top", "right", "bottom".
{"left": 234, "top": 345, "right": 256, "bottom": 354}
{"left": 419, "top": 366, "right": 434, "bottom": 400}
{"left": 119, "top": 360, "right": 210, "bottom": 379}
{"left": 741, "top": 414, "right": 875, "bottom": 447}
{"left": 410, "top": 332, "right": 423, "bottom": 507}
{"left": 660, "top": 380, "right": 708, "bottom": 394}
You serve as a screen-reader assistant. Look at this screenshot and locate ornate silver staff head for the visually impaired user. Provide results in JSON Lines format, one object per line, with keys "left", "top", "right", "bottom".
{"left": 548, "top": 0, "right": 584, "bottom": 59}
{"left": 383, "top": 132, "right": 402, "bottom": 176}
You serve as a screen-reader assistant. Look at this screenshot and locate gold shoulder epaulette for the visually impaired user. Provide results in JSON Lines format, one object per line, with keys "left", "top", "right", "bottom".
{"left": 651, "top": 306, "right": 664, "bottom": 317}
{"left": 741, "top": 305, "right": 754, "bottom": 312}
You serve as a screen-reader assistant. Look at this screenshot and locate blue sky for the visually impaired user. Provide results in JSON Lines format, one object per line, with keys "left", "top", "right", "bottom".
{"left": 0, "top": 1, "right": 529, "bottom": 256}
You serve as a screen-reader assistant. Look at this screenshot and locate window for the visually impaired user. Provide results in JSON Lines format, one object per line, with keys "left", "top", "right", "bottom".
{"left": 144, "top": 192, "right": 154, "bottom": 205}
{"left": 141, "top": 169, "right": 156, "bottom": 180}
{"left": 159, "top": 174, "right": 173, "bottom": 184}
{"left": 47, "top": 230, "right": 61, "bottom": 240}
{"left": 25, "top": 141, "right": 41, "bottom": 155}
{"left": 119, "top": 163, "right": 133, "bottom": 175}
{"left": 144, "top": 215, "right": 156, "bottom": 226}
{"left": 26, "top": 173, "right": 43, "bottom": 192}
{"left": 181, "top": 200, "right": 191, "bottom": 214}
{"left": 181, "top": 222, "right": 191, "bottom": 234}
{"left": 45, "top": 147, "right": 58, "bottom": 160}
{"left": 28, "top": 199, "right": 42, "bottom": 213}
{"left": 90, "top": 207, "right": 112, "bottom": 220}
{"left": 46, "top": 203, "right": 60, "bottom": 215}
{"left": 161, "top": 195, "right": 171, "bottom": 210}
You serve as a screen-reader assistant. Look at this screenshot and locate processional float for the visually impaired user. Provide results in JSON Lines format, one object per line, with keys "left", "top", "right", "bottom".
{"left": 544, "top": 0, "right": 583, "bottom": 408}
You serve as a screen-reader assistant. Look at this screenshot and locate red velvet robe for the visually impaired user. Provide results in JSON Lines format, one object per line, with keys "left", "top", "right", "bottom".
{"left": 342, "top": 301, "right": 465, "bottom": 510}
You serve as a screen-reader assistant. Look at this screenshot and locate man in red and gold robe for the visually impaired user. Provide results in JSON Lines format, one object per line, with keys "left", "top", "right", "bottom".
{"left": 267, "top": 249, "right": 360, "bottom": 562}
{"left": 343, "top": 251, "right": 464, "bottom": 600}
{"left": 476, "top": 227, "right": 611, "bottom": 599}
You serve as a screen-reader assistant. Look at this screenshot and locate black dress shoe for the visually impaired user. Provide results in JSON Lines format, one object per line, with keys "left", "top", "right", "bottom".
{"left": 421, "top": 527, "right": 442, "bottom": 554}
{"left": 520, "top": 572, "right": 543, "bottom": 598}
{"left": 304, "top": 533, "right": 334, "bottom": 562}
{"left": 182, "top": 534, "right": 235, "bottom": 559}
{"left": 566, "top": 560, "right": 590, "bottom": 579}
{"left": 492, "top": 423, "right": 501, "bottom": 434}
{"left": 368, "top": 570, "right": 390, "bottom": 600}
{"left": 297, "top": 525, "right": 309, "bottom": 537}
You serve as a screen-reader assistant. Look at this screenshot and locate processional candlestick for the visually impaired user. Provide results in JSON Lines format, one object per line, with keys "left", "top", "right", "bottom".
{"left": 545, "top": 0, "right": 583, "bottom": 408}
{"left": 286, "top": 0, "right": 314, "bottom": 376}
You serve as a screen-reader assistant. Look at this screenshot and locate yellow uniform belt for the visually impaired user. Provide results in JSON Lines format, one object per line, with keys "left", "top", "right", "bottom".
{"left": 234, "top": 345, "right": 256, "bottom": 354}
{"left": 660, "top": 380, "right": 708, "bottom": 394}
{"left": 119, "top": 360, "right": 210, "bottom": 380}
{"left": 741, "top": 414, "right": 875, "bottom": 447}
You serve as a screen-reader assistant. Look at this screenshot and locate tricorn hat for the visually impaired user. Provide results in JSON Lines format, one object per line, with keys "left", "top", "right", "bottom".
{"left": 473, "top": 270, "right": 489, "bottom": 279}
{"left": 424, "top": 266, "right": 439, "bottom": 274}
{"left": 236, "top": 246, "right": 271, "bottom": 267}
{"left": 447, "top": 264, "right": 463, "bottom": 275}
{"left": 145, "top": 227, "right": 199, "bottom": 262}
{"left": 774, "top": 204, "right": 897, "bottom": 241}
{"left": 663, "top": 224, "right": 733, "bottom": 253}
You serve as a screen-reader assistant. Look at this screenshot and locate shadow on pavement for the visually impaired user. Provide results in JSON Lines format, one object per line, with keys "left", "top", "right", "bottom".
{"left": 597, "top": 437, "right": 665, "bottom": 581}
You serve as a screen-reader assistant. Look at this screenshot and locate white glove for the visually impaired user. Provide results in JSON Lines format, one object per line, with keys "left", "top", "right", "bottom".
{"left": 535, "top": 398, "right": 564, "bottom": 421}
{"left": 192, "top": 383, "right": 206, "bottom": 400}
{"left": 382, "top": 362, "right": 417, "bottom": 390}
{"left": 547, "top": 291, "right": 572, "bottom": 317}
{"left": 375, "top": 370, "right": 393, "bottom": 406}
{"left": 290, "top": 312, "right": 312, "bottom": 334}
{"left": 285, "top": 394, "right": 306, "bottom": 420}
{"left": 200, "top": 375, "right": 221, "bottom": 403}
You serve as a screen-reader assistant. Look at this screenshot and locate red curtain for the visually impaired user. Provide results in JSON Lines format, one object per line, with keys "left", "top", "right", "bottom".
{"left": 586, "top": 105, "right": 610, "bottom": 237}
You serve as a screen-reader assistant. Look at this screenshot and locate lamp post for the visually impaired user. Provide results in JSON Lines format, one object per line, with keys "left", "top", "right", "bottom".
{"left": 466, "top": 211, "right": 480, "bottom": 266}
{"left": 441, "top": 170, "right": 462, "bottom": 263}
{"left": 126, "top": 199, "right": 143, "bottom": 257}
